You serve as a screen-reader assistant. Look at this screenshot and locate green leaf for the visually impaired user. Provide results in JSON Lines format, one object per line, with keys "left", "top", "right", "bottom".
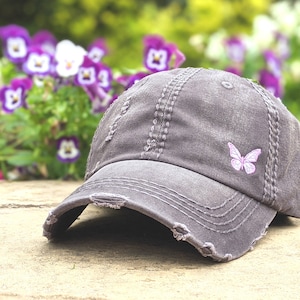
{"left": 0, "top": 146, "right": 16, "bottom": 157}
{"left": 0, "top": 139, "right": 6, "bottom": 149}
{"left": 6, "top": 150, "right": 36, "bottom": 166}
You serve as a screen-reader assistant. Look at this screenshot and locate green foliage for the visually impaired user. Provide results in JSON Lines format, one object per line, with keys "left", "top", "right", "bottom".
{"left": 0, "top": 62, "right": 101, "bottom": 179}
{"left": 0, "top": 59, "right": 22, "bottom": 85}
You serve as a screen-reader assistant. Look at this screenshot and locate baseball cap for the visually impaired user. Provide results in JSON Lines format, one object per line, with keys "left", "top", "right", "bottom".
{"left": 43, "top": 67, "right": 300, "bottom": 262}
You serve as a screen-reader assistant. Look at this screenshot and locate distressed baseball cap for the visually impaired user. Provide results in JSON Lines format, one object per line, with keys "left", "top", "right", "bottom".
{"left": 43, "top": 67, "right": 300, "bottom": 262}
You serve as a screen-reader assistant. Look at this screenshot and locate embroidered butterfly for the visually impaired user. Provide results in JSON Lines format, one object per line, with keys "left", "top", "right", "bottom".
{"left": 228, "top": 142, "right": 262, "bottom": 175}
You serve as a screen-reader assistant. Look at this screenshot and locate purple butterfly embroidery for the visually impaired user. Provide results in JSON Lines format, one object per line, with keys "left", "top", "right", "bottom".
{"left": 228, "top": 142, "right": 261, "bottom": 175}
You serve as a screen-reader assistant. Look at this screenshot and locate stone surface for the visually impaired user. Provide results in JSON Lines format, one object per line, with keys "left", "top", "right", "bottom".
{"left": 1, "top": 180, "right": 300, "bottom": 299}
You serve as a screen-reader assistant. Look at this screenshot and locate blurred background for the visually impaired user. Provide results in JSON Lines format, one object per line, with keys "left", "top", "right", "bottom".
{"left": 1, "top": 0, "right": 299, "bottom": 110}
{"left": 0, "top": 0, "right": 282, "bottom": 68}
{"left": 1, "top": 0, "right": 300, "bottom": 179}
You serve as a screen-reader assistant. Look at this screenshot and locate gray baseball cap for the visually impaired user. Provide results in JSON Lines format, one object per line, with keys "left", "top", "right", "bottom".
{"left": 43, "top": 67, "right": 300, "bottom": 262}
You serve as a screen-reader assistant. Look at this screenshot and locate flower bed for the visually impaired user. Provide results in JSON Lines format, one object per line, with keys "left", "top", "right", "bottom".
{"left": 1, "top": 2, "right": 300, "bottom": 180}
{"left": 0, "top": 28, "right": 185, "bottom": 179}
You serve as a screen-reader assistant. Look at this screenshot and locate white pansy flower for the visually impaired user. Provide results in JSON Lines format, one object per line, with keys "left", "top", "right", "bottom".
{"left": 55, "top": 40, "right": 86, "bottom": 77}
{"left": 7, "top": 37, "right": 27, "bottom": 59}
{"left": 26, "top": 53, "right": 51, "bottom": 74}
{"left": 4, "top": 88, "right": 23, "bottom": 111}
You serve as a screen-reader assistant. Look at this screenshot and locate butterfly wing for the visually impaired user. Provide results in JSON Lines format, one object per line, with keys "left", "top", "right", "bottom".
{"left": 243, "top": 148, "right": 262, "bottom": 174}
{"left": 244, "top": 149, "right": 262, "bottom": 162}
{"left": 228, "top": 142, "right": 243, "bottom": 171}
{"left": 231, "top": 158, "right": 243, "bottom": 171}
{"left": 228, "top": 142, "right": 241, "bottom": 159}
{"left": 243, "top": 162, "right": 256, "bottom": 174}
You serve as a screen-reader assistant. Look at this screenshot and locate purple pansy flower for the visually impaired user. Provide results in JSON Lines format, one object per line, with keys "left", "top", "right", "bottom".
{"left": 74, "top": 56, "right": 113, "bottom": 105}
{"left": 224, "top": 36, "right": 246, "bottom": 63}
{"left": 82, "top": 83, "right": 114, "bottom": 113}
{"left": 96, "top": 63, "right": 113, "bottom": 92}
{"left": 0, "top": 77, "right": 32, "bottom": 113}
{"left": 143, "top": 35, "right": 185, "bottom": 72}
{"left": 0, "top": 24, "right": 30, "bottom": 64}
{"left": 30, "top": 31, "right": 57, "bottom": 79}
{"left": 259, "top": 69, "right": 282, "bottom": 98}
{"left": 91, "top": 92, "right": 117, "bottom": 114}
{"left": 74, "top": 55, "right": 112, "bottom": 112}
{"left": 224, "top": 66, "right": 242, "bottom": 76}
{"left": 23, "top": 46, "right": 53, "bottom": 76}
{"left": 87, "top": 38, "right": 108, "bottom": 63}
{"left": 116, "top": 72, "right": 149, "bottom": 90}
{"left": 263, "top": 50, "right": 282, "bottom": 77}
{"left": 56, "top": 136, "right": 80, "bottom": 163}
{"left": 74, "top": 55, "right": 98, "bottom": 86}
{"left": 31, "top": 30, "right": 57, "bottom": 55}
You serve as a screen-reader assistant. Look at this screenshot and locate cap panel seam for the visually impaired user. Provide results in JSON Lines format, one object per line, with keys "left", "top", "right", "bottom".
{"left": 156, "top": 68, "right": 202, "bottom": 159}
{"left": 141, "top": 67, "right": 201, "bottom": 160}
{"left": 140, "top": 68, "right": 188, "bottom": 159}
{"left": 104, "top": 96, "right": 131, "bottom": 142}
{"left": 248, "top": 80, "right": 280, "bottom": 207}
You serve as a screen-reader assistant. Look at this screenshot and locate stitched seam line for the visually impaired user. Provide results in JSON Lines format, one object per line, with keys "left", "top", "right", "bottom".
{"left": 75, "top": 176, "right": 237, "bottom": 211}
{"left": 97, "top": 179, "right": 243, "bottom": 218}
{"left": 100, "top": 182, "right": 248, "bottom": 223}
{"left": 141, "top": 68, "right": 201, "bottom": 160}
{"left": 248, "top": 80, "right": 280, "bottom": 206}
{"left": 70, "top": 177, "right": 259, "bottom": 234}
{"left": 141, "top": 69, "right": 189, "bottom": 159}
{"left": 97, "top": 181, "right": 258, "bottom": 234}
{"left": 156, "top": 68, "right": 202, "bottom": 159}
{"left": 104, "top": 96, "right": 131, "bottom": 142}
{"left": 101, "top": 183, "right": 255, "bottom": 231}
{"left": 97, "top": 177, "right": 239, "bottom": 211}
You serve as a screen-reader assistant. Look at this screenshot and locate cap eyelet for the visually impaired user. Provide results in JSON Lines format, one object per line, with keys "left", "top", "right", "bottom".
{"left": 221, "top": 81, "right": 234, "bottom": 89}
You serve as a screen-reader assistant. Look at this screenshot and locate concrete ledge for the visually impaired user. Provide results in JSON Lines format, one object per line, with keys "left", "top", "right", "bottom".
{"left": 1, "top": 180, "right": 300, "bottom": 299}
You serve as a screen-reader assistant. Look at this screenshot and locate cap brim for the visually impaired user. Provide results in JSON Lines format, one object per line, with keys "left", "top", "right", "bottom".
{"left": 43, "top": 160, "right": 277, "bottom": 262}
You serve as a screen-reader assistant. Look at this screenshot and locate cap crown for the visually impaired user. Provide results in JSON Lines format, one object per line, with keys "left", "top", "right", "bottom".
{"left": 86, "top": 68, "right": 300, "bottom": 217}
